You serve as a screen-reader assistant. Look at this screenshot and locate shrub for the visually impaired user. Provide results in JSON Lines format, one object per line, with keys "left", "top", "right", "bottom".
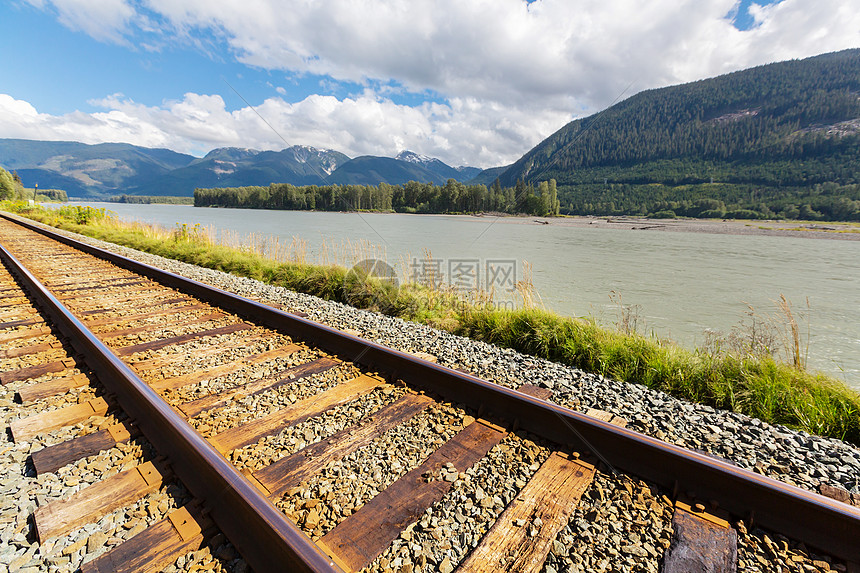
{"left": 649, "top": 210, "right": 676, "bottom": 219}
{"left": 724, "top": 209, "right": 763, "bottom": 220}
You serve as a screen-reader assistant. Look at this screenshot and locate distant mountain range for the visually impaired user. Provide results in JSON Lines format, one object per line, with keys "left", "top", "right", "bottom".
{"left": 0, "top": 139, "right": 483, "bottom": 198}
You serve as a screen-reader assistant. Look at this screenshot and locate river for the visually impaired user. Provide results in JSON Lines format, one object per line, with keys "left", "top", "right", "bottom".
{"left": 71, "top": 203, "right": 860, "bottom": 387}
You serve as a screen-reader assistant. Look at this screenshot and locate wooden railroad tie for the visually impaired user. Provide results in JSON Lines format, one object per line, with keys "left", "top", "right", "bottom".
{"left": 30, "top": 423, "right": 133, "bottom": 475}
{"left": 318, "top": 418, "right": 508, "bottom": 572}
{"left": 1, "top": 357, "right": 78, "bottom": 385}
{"left": 456, "top": 453, "right": 596, "bottom": 572}
{"left": 78, "top": 296, "right": 190, "bottom": 317}
{"left": 0, "top": 339, "right": 63, "bottom": 360}
{"left": 67, "top": 290, "right": 187, "bottom": 314}
{"left": 16, "top": 372, "right": 90, "bottom": 403}
{"left": 0, "top": 316, "right": 45, "bottom": 331}
{"left": 52, "top": 278, "right": 149, "bottom": 294}
{"left": 99, "top": 312, "right": 226, "bottom": 341}
{"left": 55, "top": 285, "right": 165, "bottom": 304}
{"left": 10, "top": 396, "right": 109, "bottom": 442}
{"left": 209, "top": 373, "right": 386, "bottom": 453}
{"left": 46, "top": 274, "right": 139, "bottom": 288}
{"left": 34, "top": 461, "right": 167, "bottom": 542}
{"left": 177, "top": 356, "right": 339, "bottom": 418}
{"left": 0, "top": 305, "right": 36, "bottom": 320}
{"left": 114, "top": 322, "right": 254, "bottom": 357}
{"left": 83, "top": 302, "right": 208, "bottom": 327}
{"left": 80, "top": 505, "right": 210, "bottom": 573}
{"left": 0, "top": 325, "right": 51, "bottom": 344}
{"left": 662, "top": 500, "right": 737, "bottom": 573}
{"left": 150, "top": 343, "right": 302, "bottom": 392}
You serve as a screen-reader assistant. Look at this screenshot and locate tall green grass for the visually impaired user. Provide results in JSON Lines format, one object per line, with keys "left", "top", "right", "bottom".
{"left": 4, "top": 201, "right": 859, "bottom": 444}
{"left": 458, "top": 307, "right": 859, "bottom": 442}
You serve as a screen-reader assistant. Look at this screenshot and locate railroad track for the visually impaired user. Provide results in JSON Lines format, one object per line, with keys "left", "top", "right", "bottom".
{"left": 1, "top": 212, "right": 859, "bottom": 573}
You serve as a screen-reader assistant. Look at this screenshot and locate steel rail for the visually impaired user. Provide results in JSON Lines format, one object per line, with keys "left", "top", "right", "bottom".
{"left": 3, "top": 213, "right": 860, "bottom": 564}
{"left": 0, "top": 225, "right": 341, "bottom": 573}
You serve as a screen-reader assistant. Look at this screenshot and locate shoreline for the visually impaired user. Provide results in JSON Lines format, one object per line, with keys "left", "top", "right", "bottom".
{"left": 469, "top": 213, "right": 860, "bottom": 241}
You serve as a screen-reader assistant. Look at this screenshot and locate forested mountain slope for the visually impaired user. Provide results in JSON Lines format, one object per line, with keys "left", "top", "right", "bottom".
{"left": 499, "top": 49, "right": 860, "bottom": 220}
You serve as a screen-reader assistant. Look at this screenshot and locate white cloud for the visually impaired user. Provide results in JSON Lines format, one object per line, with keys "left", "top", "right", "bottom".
{"left": 28, "top": 0, "right": 137, "bottom": 44}
{"left": 0, "top": 92, "right": 568, "bottom": 167}
{"left": 132, "top": 0, "right": 860, "bottom": 108}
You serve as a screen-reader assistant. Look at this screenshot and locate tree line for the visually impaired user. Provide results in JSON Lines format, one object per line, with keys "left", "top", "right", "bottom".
{"left": 0, "top": 167, "right": 67, "bottom": 202}
{"left": 195, "top": 179, "right": 561, "bottom": 216}
{"left": 562, "top": 181, "right": 860, "bottom": 221}
{"left": 107, "top": 195, "right": 193, "bottom": 205}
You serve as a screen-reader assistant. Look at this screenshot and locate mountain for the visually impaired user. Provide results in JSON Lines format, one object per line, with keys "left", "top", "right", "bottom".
{"left": 0, "top": 139, "right": 194, "bottom": 197}
{"left": 130, "top": 145, "right": 350, "bottom": 195}
{"left": 395, "top": 150, "right": 481, "bottom": 182}
{"left": 467, "top": 165, "right": 511, "bottom": 186}
{"left": 327, "top": 155, "right": 446, "bottom": 185}
{"left": 496, "top": 49, "right": 860, "bottom": 218}
{"left": 0, "top": 138, "right": 480, "bottom": 197}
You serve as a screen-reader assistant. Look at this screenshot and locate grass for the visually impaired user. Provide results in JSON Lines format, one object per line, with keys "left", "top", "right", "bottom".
{"left": 4, "top": 200, "right": 859, "bottom": 445}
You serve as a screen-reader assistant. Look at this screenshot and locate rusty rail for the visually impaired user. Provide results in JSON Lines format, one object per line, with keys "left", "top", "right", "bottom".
{"left": 0, "top": 223, "right": 340, "bottom": 573}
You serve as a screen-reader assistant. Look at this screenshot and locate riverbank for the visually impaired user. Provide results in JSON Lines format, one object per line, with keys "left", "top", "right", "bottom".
{"left": 469, "top": 213, "right": 860, "bottom": 241}
{"left": 3, "top": 201, "right": 859, "bottom": 447}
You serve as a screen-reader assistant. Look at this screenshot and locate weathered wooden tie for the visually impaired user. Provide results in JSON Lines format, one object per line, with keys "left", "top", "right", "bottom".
{"left": 65, "top": 289, "right": 182, "bottom": 313}
{"left": 0, "top": 306, "right": 36, "bottom": 320}
{"left": 34, "top": 461, "right": 166, "bottom": 542}
{"left": 456, "top": 453, "right": 596, "bottom": 572}
{"left": 114, "top": 323, "right": 253, "bottom": 356}
{"left": 83, "top": 302, "right": 207, "bottom": 327}
{"left": 662, "top": 500, "right": 737, "bottom": 573}
{"left": 100, "top": 312, "right": 226, "bottom": 340}
{"left": 0, "top": 340, "right": 62, "bottom": 359}
{"left": 0, "top": 326, "right": 50, "bottom": 344}
{"left": 80, "top": 506, "right": 209, "bottom": 573}
{"left": 0, "top": 357, "right": 77, "bottom": 385}
{"left": 78, "top": 296, "right": 190, "bottom": 317}
{"left": 177, "top": 356, "right": 339, "bottom": 418}
{"left": 251, "top": 393, "right": 435, "bottom": 497}
{"left": 53, "top": 278, "right": 148, "bottom": 293}
{"left": 0, "top": 316, "right": 45, "bottom": 331}
{"left": 150, "top": 343, "right": 301, "bottom": 392}
{"left": 30, "top": 423, "right": 133, "bottom": 475}
{"left": 318, "top": 419, "right": 507, "bottom": 572}
{"left": 209, "top": 374, "right": 385, "bottom": 453}
{"left": 46, "top": 274, "right": 135, "bottom": 289}
{"left": 16, "top": 372, "right": 90, "bottom": 403}
{"left": 10, "top": 397, "right": 109, "bottom": 442}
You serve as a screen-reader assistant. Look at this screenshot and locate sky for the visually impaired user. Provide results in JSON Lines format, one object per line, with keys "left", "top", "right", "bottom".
{"left": 1, "top": 0, "right": 859, "bottom": 168}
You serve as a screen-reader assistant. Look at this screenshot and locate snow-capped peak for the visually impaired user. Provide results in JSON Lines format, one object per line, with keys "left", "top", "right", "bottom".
{"left": 396, "top": 150, "right": 434, "bottom": 164}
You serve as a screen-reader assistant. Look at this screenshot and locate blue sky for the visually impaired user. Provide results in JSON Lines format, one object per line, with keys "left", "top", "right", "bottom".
{"left": 1, "top": 0, "right": 858, "bottom": 167}
{"left": 1, "top": 4, "right": 443, "bottom": 116}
